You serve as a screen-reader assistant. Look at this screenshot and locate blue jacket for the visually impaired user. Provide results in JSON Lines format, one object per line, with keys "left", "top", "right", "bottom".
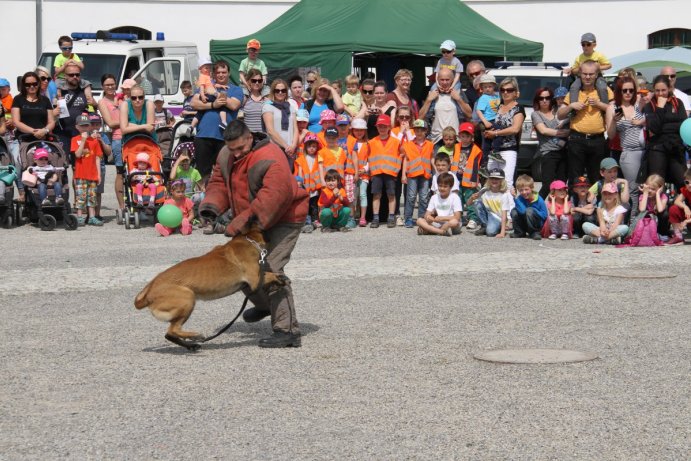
{"left": 514, "top": 192, "right": 548, "bottom": 221}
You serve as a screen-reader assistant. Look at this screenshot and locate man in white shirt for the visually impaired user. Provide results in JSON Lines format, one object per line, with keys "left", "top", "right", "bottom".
{"left": 419, "top": 68, "right": 472, "bottom": 145}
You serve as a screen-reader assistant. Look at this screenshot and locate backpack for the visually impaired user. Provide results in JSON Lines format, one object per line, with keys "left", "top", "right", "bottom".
{"left": 624, "top": 214, "right": 662, "bottom": 247}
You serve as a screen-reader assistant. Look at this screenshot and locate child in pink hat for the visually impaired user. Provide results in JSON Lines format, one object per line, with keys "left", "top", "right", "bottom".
{"left": 543, "top": 179, "right": 573, "bottom": 240}
{"left": 130, "top": 152, "right": 159, "bottom": 208}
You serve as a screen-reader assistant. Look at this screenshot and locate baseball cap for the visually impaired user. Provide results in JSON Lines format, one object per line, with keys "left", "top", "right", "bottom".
{"left": 33, "top": 148, "right": 49, "bottom": 159}
{"left": 573, "top": 176, "right": 591, "bottom": 187}
{"left": 121, "top": 79, "right": 136, "bottom": 89}
{"left": 412, "top": 119, "right": 427, "bottom": 129}
{"left": 303, "top": 133, "right": 319, "bottom": 144}
{"left": 153, "top": 94, "right": 164, "bottom": 102}
{"left": 554, "top": 87, "right": 569, "bottom": 99}
{"left": 488, "top": 168, "right": 505, "bottom": 179}
{"left": 600, "top": 157, "right": 619, "bottom": 170}
{"left": 247, "top": 39, "right": 261, "bottom": 50}
{"left": 479, "top": 75, "right": 497, "bottom": 85}
{"left": 296, "top": 109, "right": 309, "bottom": 122}
{"left": 458, "top": 122, "right": 475, "bottom": 135}
{"left": 88, "top": 113, "right": 102, "bottom": 124}
{"left": 581, "top": 33, "right": 596, "bottom": 43}
{"left": 325, "top": 127, "right": 338, "bottom": 138}
{"left": 198, "top": 56, "right": 212, "bottom": 68}
{"left": 0, "top": 78, "right": 10, "bottom": 88}
{"left": 550, "top": 180, "right": 568, "bottom": 190}
{"left": 440, "top": 40, "right": 456, "bottom": 51}
{"left": 336, "top": 114, "right": 350, "bottom": 125}
{"left": 351, "top": 118, "right": 367, "bottom": 130}
{"left": 602, "top": 182, "right": 618, "bottom": 194}
{"left": 135, "top": 152, "right": 151, "bottom": 164}
{"left": 319, "top": 110, "right": 337, "bottom": 123}
{"left": 76, "top": 114, "right": 91, "bottom": 126}
{"left": 376, "top": 114, "right": 391, "bottom": 126}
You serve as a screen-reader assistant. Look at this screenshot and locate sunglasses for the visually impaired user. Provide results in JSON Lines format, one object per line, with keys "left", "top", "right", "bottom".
{"left": 131, "top": 95, "right": 145, "bottom": 101}
{"left": 274, "top": 88, "right": 287, "bottom": 94}
{"left": 581, "top": 42, "right": 594, "bottom": 47}
{"left": 398, "top": 115, "right": 411, "bottom": 120}
{"left": 441, "top": 49, "right": 453, "bottom": 54}
{"left": 663, "top": 74, "right": 677, "bottom": 79}
{"left": 362, "top": 89, "right": 373, "bottom": 95}
{"left": 306, "top": 80, "right": 316, "bottom": 84}
{"left": 66, "top": 73, "right": 81, "bottom": 77}
{"left": 39, "top": 76, "right": 50, "bottom": 82}
{"left": 621, "top": 88, "right": 635, "bottom": 94}
{"left": 500, "top": 87, "right": 516, "bottom": 93}
{"left": 469, "top": 71, "right": 484, "bottom": 78}
{"left": 24, "top": 81, "right": 39, "bottom": 88}
{"left": 60, "top": 46, "right": 73, "bottom": 51}
{"left": 685, "top": 180, "right": 691, "bottom": 185}
{"left": 250, "top": 78, "right": 263, "bottom": 83}
{"left": 538, "top": 96, "right": 551, "bottom": 101}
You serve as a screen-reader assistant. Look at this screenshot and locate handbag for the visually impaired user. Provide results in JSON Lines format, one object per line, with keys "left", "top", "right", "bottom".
{"left": 22, "top": 169, "right": 37, "bottom": 187}
{"left": 0, "top": 165, "right": 17, "bottom": 186}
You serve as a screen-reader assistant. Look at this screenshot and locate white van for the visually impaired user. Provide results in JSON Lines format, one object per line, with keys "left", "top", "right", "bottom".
{"left": 38, "top": 31, "right": 199, "bottom": 116}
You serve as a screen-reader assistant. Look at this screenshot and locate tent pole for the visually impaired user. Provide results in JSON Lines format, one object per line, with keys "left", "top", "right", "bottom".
{"left": 504, "top": 41, "right": 507, "bottom": 61}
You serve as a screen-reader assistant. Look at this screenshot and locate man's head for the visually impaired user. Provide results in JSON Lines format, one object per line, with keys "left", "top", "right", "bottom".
{"left": 579, "top": 60, "right": 599, "bottom": 89}
{"left": 466, "top": 60, "right": 485, "bottom": 81}
{"left": 660, "top": 66, "right": 678, "bottom": 90}
{"left": 223, "top": 121, "right": 253, "bottom": 158}
{"left": 213, "top": 61, "right": 230, "bottom": 85}
{"left": 64, "top": 63, "right": 81, "bottom": 89}
{"left": 437, "top": 68, "right": 454, "bottom": 92}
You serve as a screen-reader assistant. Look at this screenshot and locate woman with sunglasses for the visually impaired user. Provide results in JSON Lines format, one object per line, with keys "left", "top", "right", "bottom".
{"left": 262, "top": 79, "right": 298, "bottom": 163}
{"left": 483, "top": 77, "right": 525, "bottom": 189}
{"left": 34, "top": 66, "right": 58, "bottom": 104}
{"left": 300, "top": 74, "right": 344, "bottom": 133}
{"left": 120, "top": 85, "right": 156, "bottom": 143}
{"left": 241, "top": 68, "right": 267, "bottom": 133}
{"left": 642, "top": 75, "right": 688, "bottom": 188}
{"left": 391, "top": 105, "right": 414, "bottom": 141}
{"left": 99, "top": 73, "right": 126, "bottom": 212}
{"left": 605, "top": 77, "right": 646, "bottom": 213}
{"left": 11, "top": 72, "right": 55, "bottom": 143}
{"left": 532, "top": 87, "right": 570, "bottom": 198}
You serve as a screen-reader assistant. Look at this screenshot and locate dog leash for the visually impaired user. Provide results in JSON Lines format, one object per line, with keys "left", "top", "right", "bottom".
{"left": 200, "top": 236, "right": 269, "bottom": 344}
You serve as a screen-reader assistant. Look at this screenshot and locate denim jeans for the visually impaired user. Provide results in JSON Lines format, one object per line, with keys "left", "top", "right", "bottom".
{"left": 582, "top": 222, "right": 629, "bottom": 239}
{"left": 404, "top": 176, "right": 430, "bottom": 220}
{"left": 7, "top": 139, "right": 23, "bottom": 191}
{"left": 475, "top": 201, "right": 502, "bottom": 236}
{"left": 38, "top": 181, "right": 63, "bottom": 201}
{"left": 510, "top": 207, "right": 544, "bottom": 235}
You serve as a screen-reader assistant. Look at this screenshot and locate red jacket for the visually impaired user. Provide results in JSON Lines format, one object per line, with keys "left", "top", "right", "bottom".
{"left": 199, "top": 133, "right": 308, "bottom": 235}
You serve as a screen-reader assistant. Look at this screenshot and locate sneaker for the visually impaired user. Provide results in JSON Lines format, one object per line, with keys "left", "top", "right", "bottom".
{"left": 583, "top": 235, "right": 597, "bottom": 244}
{"left": 87, "top": 216, "right": 104, "bottom": 226}
{"left": 370, "top": 219, "right": 380, "bottom": 229}
{"left": 41, "top": 198, "right": 51, "bottom": 206}
{"left": 488, "top": 152, "right": 506, "bottom": 164}
{"left": 202, "top": 222, "right": 215, "bottom": 235}
{"left": 338, "top": 226, "right": 350, "bottom": 232}
{"left": 665, "top": 235, "right": 684, "bottom": 246}
{"left": 509, "top": 232, "right": 525, "bottom": 238}
{"left": 148, "top": 201, "right": 156, "bottom": 209}
{"left": 573, "top": 233, "right": 581, "bottom": 239}
{"left": 155, "top": 223, "right": 172, "bottom": 236}
{"left": 301, "top": 223, "right": 314, "bottom": 233}
{"left": 530, "top": 232, "right": 542, "bottom": 240}
{"left": 346, "top": 218, "right": 357, "bottom": 229}
{"left": 396, "top": 216, "right": 404, "bottom": 227}
{"left": 358, "top": 218, "right": 367, "bottom": 227}
{"left": 417, "top": 227, "right": 429, "bottom": 235}
{"left": 313, "top": 220, "right": 322, "bottom": 229}
{"left": 466, "top": 219, "right": 478, "bottom": 230}
{"left": 321, "top": 227, "right": 334, "bottom": 233}
{"left": 561, "top": 234, "right": 570, "bottom": 240}
{"left": 136, "top": 200, "right": 144, "bottom": 208}
{"left": 387, "top": 216, "right": 396, "bottom": 228}
{"left": 55, "top": 197, "right": 65, "bottom": 205}
{"left": 77, "top": 216, "right": 86, "bottom": 226}
{"left": 608, "top": 236, "right": 622, "bottom": 245}
{"left": 444, "top": 227, "right": 453, "bottom": 237}
{"left": 548, "top": 234, "right": 557, "bottom": 240}
{"left": 404, "top": 218, "right": 414, "bottom": 228}
{"left": 461, "top": 216, "right": 469, "bottom": 227}
{"left": 474, "top": 226, "right": 486, "bottom": 236}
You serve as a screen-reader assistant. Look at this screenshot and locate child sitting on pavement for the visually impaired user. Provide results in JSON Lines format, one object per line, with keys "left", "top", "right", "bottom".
{"left": 543, "top": 180, "right": 573, "bottom": 240}
{"left": 155, "top": 179, "right": 194, "bottom": 237}
{"left": 417, "top": 172, "right": 462, "bottom": 236}
{"left": 510, "top": 174, "right": 547, "bottom": 240}
{"left": 638, "top": 174, "right": 670, "bottom": 240}
{"left": 570, "top": 176, "right": 596, "bottom": 238}
{"left": 582, "top": 182, "right": 629, "bottom": 244}
{"left": 467, "top": 168, "right": 513, "bottom": 238}
{"left": 588, "top": 157, "right": 630, "bottom": 209}
{"left": 318, "top": 169, "right": 352, "bottom": 233}
{"left": 170, "top": 149, "right": 205, "bottom": 204}
{"left": 667, "top": 168, "right": 691, "bottom": 245}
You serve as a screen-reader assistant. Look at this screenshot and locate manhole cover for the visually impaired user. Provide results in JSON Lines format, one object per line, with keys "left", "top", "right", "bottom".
{"left": 587, "top": 270, "right": 676, "bottom": 279}
{"left": 474, "top": 348, "right": 598, "bottom": 364}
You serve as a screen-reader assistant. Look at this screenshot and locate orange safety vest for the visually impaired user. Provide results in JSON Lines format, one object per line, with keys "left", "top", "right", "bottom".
{"left": 344, "top": 135, "right": 358, "bottom": 175}
{"left": 294, "top": 153, "right": 322, "bottom": 193}
{"left": 318, "top": 187, "right": 348, "bottom": 217}
{"left": 353, "top": 140, "right": 370, "bottom": 181}
{"left": 450, "top": 143, "right": 483, "bottom": 188}
{"left": 368, "top": 136, "right": 402, "bottom": 177}
{"left": 319, "top": 146, "right": 347, "bottom": 178}
{"left": 402, "top": 139, "right": 433, "bottom": 179}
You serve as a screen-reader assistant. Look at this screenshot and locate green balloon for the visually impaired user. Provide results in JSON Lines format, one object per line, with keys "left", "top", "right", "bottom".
{"left": 157, "top": 204, "right": 183, "bottom": 228}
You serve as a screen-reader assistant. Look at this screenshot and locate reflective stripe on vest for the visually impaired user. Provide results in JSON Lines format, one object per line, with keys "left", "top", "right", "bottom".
{"left": 403, "top": 140, "right": 433, "bottom": 179}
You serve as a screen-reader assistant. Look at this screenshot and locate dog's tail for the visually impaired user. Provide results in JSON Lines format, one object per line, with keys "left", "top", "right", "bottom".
{"left": 134, "top": 282, "right": 153, "bottom": 309}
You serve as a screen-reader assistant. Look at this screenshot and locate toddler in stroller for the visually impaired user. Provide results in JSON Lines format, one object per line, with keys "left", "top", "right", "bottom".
{"left": 26, "top": 148, "right": 65, "bottom": 206}
{"left": 130, "top": 152, "right": 160, "bottom": 208}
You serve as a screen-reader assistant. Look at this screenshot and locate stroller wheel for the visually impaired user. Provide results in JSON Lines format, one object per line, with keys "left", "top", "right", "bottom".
{"left": 124, "top": 210, "right": 132, "bottom": 230}
{"left": 39, "top": 214, "right": 57, "bottom": 231}
{"left": 134, "top": 210, "right": 141, "bottom": 229}
{"left": 116, "top": 208, "right": 124, "bottom": 225}
{"left": 64, "top": 214, "right": 79, "bottom": 230}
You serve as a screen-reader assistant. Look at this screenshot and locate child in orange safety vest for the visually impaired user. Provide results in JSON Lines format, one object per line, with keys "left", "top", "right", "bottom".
{"left": 318, "top": 127, "right": 348, "bottom": 186}
{"left": 368, "top": 114, "right": 402, "bottom": 228}
{"left": 350, "top": 118, "right": 370, "bottom": 227}
{"left": 335, "top": 114, "right": 359, "bottom": 228}
{"left": 401, "top": 119, "right": 433, "bottom": 227}
{"left": 452, "top": 122, "right": 484, "bottom": 229}
{"left": 294, "top": 132, "right": 323, "bottom": 233}
{"left": 318, "top": 169, "right": 352, "bottom": 232}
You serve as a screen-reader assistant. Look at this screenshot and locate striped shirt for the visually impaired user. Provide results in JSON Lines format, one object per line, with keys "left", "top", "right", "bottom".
{"left": 616, "top": 105, "right": 644, "bottom": 150}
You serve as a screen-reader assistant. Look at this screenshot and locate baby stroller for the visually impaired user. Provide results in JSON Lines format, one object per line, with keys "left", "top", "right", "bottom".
{"left": 120, "top": 135, "right": 167, "bottom": 229}
{"left": 163, "top": 119, "right": 195, "bottom": 175}
{"left": 17, "top": 138, "right": 78, "bottom": 231}
{"left": 0, "top": 137, "right": 17, "bottom": 228}
{"left": 155, "top": 125, "right": 174, "bottom": 160}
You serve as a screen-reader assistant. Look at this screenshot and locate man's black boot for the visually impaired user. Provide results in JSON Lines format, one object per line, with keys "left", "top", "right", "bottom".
{"left": 258, "top": 331, "right": 302, "bottom": 348}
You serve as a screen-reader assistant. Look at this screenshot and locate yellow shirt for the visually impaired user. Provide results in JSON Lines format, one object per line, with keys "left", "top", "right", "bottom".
{"left": 54, "top": 53, "right": 82, "bottom": 79}
{"left": 564, "top": 87, "right": 613, "bottom": 134}
{"left": 572, "top": 51, "right": 610, "bottom": 69}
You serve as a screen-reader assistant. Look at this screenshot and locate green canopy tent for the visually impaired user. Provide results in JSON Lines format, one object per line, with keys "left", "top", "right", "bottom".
{"left": 211, "top": 0, "right": 543, "bottom": 87}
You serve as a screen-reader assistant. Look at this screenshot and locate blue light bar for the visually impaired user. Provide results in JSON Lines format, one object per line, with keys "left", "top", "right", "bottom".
{"left": 71, "top": 31, "right": 138, "bottom": 41}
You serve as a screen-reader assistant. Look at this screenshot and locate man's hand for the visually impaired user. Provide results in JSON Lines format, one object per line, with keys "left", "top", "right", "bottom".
{"left": 426, "top": 90, "right": 439, "bottom": 102}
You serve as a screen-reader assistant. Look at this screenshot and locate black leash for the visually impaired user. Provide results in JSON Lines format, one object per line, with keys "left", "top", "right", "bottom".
{"left": 200, "top": 236, "right": 269, "bottom": 344}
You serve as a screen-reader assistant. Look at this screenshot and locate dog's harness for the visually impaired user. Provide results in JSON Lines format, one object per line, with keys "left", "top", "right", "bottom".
{"left": 197, "top": 236, "right": 269, "bottom": 344}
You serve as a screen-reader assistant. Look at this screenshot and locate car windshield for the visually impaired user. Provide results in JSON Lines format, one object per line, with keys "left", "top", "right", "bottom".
{"left": 494, "top": 75, "right": 566, "bottom": 106}
{"left": 38, "top": 53, "right": 126, "bottom": 91}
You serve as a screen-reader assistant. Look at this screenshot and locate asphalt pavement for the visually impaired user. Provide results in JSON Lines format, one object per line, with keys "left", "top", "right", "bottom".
{"left": 1, "top": 165, "right": 689, "bottom": 460}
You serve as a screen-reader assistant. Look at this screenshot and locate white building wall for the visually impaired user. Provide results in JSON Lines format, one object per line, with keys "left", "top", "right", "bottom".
{"left": 2, "top": 0, "right": 689, "bottom": 92}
